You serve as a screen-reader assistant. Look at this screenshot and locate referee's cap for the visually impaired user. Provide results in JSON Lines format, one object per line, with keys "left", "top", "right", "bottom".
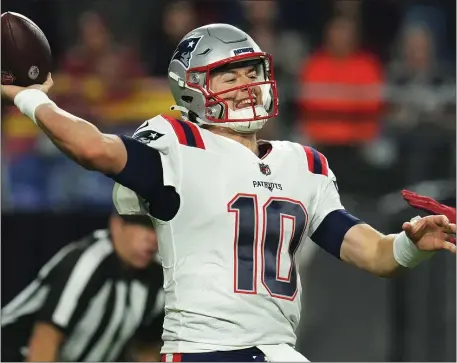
{"left": 115, "top": 213, "right": 155, "bottom": 230}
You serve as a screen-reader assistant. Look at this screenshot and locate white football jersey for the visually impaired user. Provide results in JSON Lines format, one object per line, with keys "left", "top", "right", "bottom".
{"left": 113, "top": 115, "right": 344, "bottom": 353}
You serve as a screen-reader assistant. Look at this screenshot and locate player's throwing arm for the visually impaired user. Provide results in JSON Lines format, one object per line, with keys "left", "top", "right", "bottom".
{"left": 2, "top": 70, "right": 180, "bottom": 221}
{"left": 2, "top": 74, "right": 127, "bottom": 174}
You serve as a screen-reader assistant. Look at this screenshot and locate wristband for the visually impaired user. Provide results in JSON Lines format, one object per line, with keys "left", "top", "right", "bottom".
{"left": 13, "top": 89, "right": 56, "bottom": 125}
{"left": 393, "top": 231, "right": 435, "bottom": 268}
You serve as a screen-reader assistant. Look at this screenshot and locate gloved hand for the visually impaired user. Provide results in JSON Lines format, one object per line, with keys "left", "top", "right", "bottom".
{"left": 402, "top": 189, "right": 456, "bottom": 244}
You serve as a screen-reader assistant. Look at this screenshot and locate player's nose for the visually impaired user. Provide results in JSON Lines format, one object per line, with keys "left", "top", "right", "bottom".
{"left": 238, "top": 83, "right": 262, "bottom": 101}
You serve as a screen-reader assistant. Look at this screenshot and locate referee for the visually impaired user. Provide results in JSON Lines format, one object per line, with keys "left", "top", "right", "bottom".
{"left": 2, "top": 213, "right": 164, "bottom": 362}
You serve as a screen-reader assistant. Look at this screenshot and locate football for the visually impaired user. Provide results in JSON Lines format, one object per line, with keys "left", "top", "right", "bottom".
{"left": 1, "top": 12, "right": 52, "bottom": 87}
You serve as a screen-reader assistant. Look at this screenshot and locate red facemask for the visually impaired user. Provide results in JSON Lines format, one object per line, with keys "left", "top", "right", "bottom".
{"left": 185, "top": 52, "right": 279, "bottom": 123}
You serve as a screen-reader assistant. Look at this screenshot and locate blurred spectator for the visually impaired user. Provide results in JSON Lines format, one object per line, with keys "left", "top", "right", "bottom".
{"left": 297, "top": 15, "right": 383, "bottom": 194}
{"left": 298, "top": 15, "right": 383, "bottom": 146}
{"left": 23, "top": 10, "right": 148, "bottom": 211}
{"left": 241, "top": 0, "right": 308, "bottom": 81}
{"left": 1, "top": 0, "right": 455, "bottom": 210}
{"left": 333, "top": 0, "right": 361, "bottom": 20}
{"left": 386, "top": 23, "right": 456, "bottom": 184}
{"left": 401, "top": 4, "right": 448, "bottom": 59}
{"left": 146, "top": 0, "right": 198, "bottom": 76}
{"left": 60, "top": 10, "right": 146, "bottom": 105}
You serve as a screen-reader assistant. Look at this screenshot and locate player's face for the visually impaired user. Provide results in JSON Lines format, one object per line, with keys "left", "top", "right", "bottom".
{"left": 209, "top": 65, "right": 262, "bottom": 111}
{"left": 112, "top": 217, "right": 158, "bottom": 269}
{"left": 121, "top": 224, "right": 158, "bottom": 268}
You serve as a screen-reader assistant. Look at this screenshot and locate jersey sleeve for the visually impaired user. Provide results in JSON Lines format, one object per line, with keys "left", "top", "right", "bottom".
{"left": 307, "top": 167, "right": 344, "bottom": 234}
{"left": 131, "top": 116, "right": 183, "bottom": 191}
{"left": 110, "top": 115, "right": 185, "bottom": 221}
{"left": 303, "top": 147, "right": 363, "bottom": 258}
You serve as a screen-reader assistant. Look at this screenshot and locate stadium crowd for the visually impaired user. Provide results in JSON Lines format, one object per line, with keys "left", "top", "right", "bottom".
{"left": 2, "top": 0, "right": 455, "bottom": 211}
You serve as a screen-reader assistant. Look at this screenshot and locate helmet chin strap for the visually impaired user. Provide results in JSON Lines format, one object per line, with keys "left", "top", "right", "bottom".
{"left": 227, "top": 105, "right": 268, "bottom": 120}
{"left": 170, "top": 105, "right": 268, "bottom": 134}
{"left": 170, "top": 105, "right": 206, "bottom": 124}
{"left": 225, "top": 105, "right": 268, "bottom": 133}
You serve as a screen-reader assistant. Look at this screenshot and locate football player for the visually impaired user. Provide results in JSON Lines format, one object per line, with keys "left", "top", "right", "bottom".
{"left": 2, "top": 24, "right": 455, "bottom": 362}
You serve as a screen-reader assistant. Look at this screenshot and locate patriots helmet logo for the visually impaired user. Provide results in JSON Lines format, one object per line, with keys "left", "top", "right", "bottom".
{"left": 171, "top": 36, "right": 203, "bottom": 69}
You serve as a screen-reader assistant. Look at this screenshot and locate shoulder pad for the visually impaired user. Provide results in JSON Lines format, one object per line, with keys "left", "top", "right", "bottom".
{"left": 133, "top": 115, "right": 205, "bottom": 149}
{"left": 302, "top": 145, "right": 329, "bottom": 177}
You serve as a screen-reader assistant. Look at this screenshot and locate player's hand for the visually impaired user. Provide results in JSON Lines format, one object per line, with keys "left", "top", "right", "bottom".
{"left": 1, "top": 72, "right": 53, "bottom": 102}
{"left": 402, "top": 215, "right": 456, "bottom": 254}
{"left": 401, "top": 189, "right": 456, "bottom": 223}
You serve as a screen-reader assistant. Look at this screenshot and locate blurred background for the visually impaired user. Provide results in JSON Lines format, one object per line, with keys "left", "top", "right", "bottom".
{"left": 1, "top": 0, "right": 455, "bottom": 361}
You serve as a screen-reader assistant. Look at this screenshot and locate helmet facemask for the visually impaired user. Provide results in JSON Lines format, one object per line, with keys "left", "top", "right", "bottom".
{"left": 184, "top": 52, "right": 279, "bottom": 133}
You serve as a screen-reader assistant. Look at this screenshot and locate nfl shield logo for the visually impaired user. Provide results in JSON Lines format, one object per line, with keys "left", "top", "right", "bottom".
{"left": 259, "top": 163, "right": 271, "bottom": 176}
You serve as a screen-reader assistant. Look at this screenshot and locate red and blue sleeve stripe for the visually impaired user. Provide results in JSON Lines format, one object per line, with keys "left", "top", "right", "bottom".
{"left": 303, "top": 146, "right": 328, "bottom": 176}
{"left": 162, "top": 115, "right": 205, "bottom": 150}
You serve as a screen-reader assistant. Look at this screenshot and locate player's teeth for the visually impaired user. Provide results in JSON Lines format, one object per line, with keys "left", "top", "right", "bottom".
{"left": 239, "top": 99, "right": 255, "bottom": 106}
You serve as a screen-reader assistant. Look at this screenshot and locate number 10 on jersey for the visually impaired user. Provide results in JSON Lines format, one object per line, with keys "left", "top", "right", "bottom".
{"left": 228, "top": 193, "right": 308, "bottom": 300}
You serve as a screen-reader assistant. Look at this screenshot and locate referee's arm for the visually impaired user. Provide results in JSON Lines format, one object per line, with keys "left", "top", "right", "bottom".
{"left": 130, "top": 289, "right": 165, "bottom": 361}
{"left": 27, "top": 247, "right": 99, "bottom": 361}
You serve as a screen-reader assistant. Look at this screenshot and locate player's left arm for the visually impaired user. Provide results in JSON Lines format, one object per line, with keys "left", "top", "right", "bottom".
{"left": 339, "top": 217, "right": 454, "bottom": 277}
{"left": 309, "top": 173, "right": 456, "bottom": 277}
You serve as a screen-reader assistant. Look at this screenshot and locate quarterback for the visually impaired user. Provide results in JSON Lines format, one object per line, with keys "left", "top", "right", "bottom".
{"left": 2, "top": 24, "right": 455, "bottom": 362}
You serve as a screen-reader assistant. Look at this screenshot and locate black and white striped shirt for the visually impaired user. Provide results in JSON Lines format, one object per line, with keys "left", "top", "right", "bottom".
{"left": 1, "top": 230, "right": 164, "bottom": 362}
